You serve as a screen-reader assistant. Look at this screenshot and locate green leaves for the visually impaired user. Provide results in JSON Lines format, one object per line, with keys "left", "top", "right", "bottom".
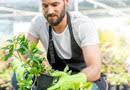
{"left": 0, "top": 34, "right": 50, "bottom": 90}
{"left": 99, "top": 30, "right": 130, "bottom": 85}
{"left": 1, "top": 41, "right": 14, "bottom": 61}
{"left": 0, "top": 34, "right": 93, "bottom": 90}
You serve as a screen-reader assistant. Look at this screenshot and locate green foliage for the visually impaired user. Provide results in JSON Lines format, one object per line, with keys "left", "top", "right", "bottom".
{"left": 0, "top": 34, "right": 93, "bottom": 90}
{"left": 0, "top": 67, "right": 12, "bottom": 90}
{"left": 99, "top": 30, "right": 130, "bottom": 85}
{"left": 101, "top": 45, "right": 130, "bottom": 85}
{"left": 1, "top": 34, "right": 52, "bottom": 90}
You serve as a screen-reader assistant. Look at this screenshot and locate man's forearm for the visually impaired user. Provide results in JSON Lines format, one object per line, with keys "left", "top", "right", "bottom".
{"left": 81, "top": 65, "right": 101, "bottom": 82}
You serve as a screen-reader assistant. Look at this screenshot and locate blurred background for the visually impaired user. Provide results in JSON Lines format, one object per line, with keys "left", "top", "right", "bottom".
{"left": 0, "top": 0, "right": 130, "bottom": 90}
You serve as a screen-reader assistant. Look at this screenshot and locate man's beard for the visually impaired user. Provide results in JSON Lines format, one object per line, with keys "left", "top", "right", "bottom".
{"left": 45, "top": 8, "right": 65, "bottom": 26}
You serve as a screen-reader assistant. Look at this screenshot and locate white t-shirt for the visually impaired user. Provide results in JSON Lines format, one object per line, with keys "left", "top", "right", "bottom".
{"left": 28, "top": 11, "right": 99, "bottom": 59}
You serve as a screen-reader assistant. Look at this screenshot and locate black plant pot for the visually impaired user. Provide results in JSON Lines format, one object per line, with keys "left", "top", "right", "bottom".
{"left": 108, "top": 85, "right": 117, "bottom": 90}
{"left": 0, "top": 87, "right": 6, "bottom": 90}
{"left": 11, "top": 73, "right": 54, "bottom": 90}
{"left": 108, "top": 85, "right": 122, "bottom": 90}
{"left": 108, "top": 84, "right": 128, "bottom": 90}
{"left": 36, "top": 74, "right": 54, "bottom": 90}
{"left": 123, "top": 84, "right": 130, "bottom": 90}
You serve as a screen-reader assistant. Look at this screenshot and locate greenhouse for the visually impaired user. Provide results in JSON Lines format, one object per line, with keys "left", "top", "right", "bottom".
{"left": 0, "top": 0, "right": 130, "bottom": 90}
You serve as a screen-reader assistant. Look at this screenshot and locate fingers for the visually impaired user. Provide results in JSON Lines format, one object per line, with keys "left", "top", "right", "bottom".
{"left": 47, "top": 82, "right": 61, "bottom": 90}
{"left": 42, "top": 61, "right": 52, "bottom": 68}
{"left": 51, "top": 71, "right": 68, "bottom": 77}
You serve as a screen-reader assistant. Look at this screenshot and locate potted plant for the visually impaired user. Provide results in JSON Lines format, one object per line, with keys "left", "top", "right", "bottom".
{"left": 99, "top": 30, "right": 130, "bottom": 90}
{"left": 0, "top": 34, "right": 93, "bottom": 90}
{"left": 0, "top": 34, "right": 53, "bottom": 90}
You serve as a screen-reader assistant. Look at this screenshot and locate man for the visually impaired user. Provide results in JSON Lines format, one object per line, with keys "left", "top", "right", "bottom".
{"left": 27, "top": 0, "right": 105, "bottom": 90}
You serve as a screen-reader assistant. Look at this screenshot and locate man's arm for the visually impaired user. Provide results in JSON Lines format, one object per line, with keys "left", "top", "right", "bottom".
{"left": 81, "top": 44, "right": 101, "bottom": 82}
{"left": 27, "top": 33, "right": 51, "bottom": 67}
{"left": 47, "top": 44, "right": 101, "bottom": 90}
{"left": 27, "top": 33, "right": 39, "bottom": 45}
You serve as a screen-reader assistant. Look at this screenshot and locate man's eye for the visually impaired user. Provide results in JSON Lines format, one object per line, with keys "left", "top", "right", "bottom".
{"left": 43, "top": 4, "right": 48, "bottom": 8}
{"left": 52, "top": 4, "right": 57, "bottom": 7}
{"left": 52, "top": 3, "right": 58, "bottom": 7}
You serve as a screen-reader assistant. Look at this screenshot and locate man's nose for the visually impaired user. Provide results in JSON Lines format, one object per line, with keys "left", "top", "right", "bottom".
{"left": 47, "top": 6, "right": 54, "bottom": 14}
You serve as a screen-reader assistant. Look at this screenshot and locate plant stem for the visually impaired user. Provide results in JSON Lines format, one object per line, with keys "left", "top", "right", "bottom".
{"left": 31, "top": 76, "right": 37, "bottom": 89}
{"left": 17, "top": 51, "right": 22, "bottom": 60}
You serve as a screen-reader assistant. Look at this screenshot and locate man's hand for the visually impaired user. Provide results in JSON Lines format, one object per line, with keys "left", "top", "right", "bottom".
{"left": 47, "top": 71, "right": 87, "bottom": 90}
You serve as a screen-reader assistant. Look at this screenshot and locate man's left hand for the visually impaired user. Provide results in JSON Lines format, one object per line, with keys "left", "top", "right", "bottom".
{"left": 47, "top": 71, "right": 87, "bottom": 90}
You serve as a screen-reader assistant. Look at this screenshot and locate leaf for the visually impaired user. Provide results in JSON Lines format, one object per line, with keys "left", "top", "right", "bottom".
{"left": 0, "top": 34, "right": 51, "bottom": 90}
{"left": 64, "top": 65, "right": 69, "bottom": 73}
{"left": 6, "top": 39, "right": 13, "bottom": 43}
{"left": 82, "top": 82, "right": 93, "bottom": 90}
{"left": 1, "top": 45, "right": 10, "bottom": 50}
{"left": 29, "top": 43, "right": 37, "bottom": 52}
{"left": 2, "top": 53, "right": 12, "bottom": 61}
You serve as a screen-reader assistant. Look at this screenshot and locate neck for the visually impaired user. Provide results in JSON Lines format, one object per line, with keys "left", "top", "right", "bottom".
{"left": 52, "top": 13, "right": 67, "bottom": 33}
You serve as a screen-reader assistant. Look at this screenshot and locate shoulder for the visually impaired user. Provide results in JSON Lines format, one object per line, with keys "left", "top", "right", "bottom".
{"left": 28, "top": 15, "right": 48, "bottom": 38}
{"left": 70, "top": 11, "right": 94, "bottom": 26}
{"left": 31, "top": 15, "right": 47, "bottom": 26}
{"left": 69, "top": 11, "right": 96, "bottom": 36}
{"left": 69, "top": 11, "right": 95, "bottom": 33}
{"left": 30, "top": 15, "right": 48, "bottom": 32}
{"left": 69, "top": 12, "right": 99, "bottom": 47}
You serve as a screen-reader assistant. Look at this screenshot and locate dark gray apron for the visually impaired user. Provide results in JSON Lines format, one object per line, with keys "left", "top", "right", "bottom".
{"left": 47, "top": 12, "right": 86, "bottom": 72}
{"left": 37, "top": 12, "right": 108, "bottom": 90}
{"left": 37, "top": 12, "right": 85, "bottom": 90}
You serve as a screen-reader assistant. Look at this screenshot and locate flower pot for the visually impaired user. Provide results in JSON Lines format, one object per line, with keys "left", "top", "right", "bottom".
{"left": 108, "top": 85, "right": 125, "bottom": 90}
{"left": 0, "top": 87, "right": 6, "bottom": 90}
{"left": 36, "top": 74, "right": 54, "bottom": 90}
{"left": 108, "top": 85, "right": 117, "bottom": 90}
{"left": 123, "top": 84, "right": 130, "bottom": 90}
{"left": 11, "top": 73, "right": 53, "bottom": 90}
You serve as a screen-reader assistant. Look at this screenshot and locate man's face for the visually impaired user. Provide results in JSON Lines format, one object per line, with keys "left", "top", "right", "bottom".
{"left": 41, "top": 0, "right": 68, "bottom": 26}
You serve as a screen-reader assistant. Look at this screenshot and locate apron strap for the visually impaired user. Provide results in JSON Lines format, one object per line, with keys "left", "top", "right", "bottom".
{"left": 48, "top": 26, "right": 55, "bottom": 64}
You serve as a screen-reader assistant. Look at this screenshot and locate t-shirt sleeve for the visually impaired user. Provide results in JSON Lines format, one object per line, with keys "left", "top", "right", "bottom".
{"left": 79, "top": 20, "right": 99, "bottom": 47}
{"left": 28, "top": 16, "right": 40, "bottom": 39}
